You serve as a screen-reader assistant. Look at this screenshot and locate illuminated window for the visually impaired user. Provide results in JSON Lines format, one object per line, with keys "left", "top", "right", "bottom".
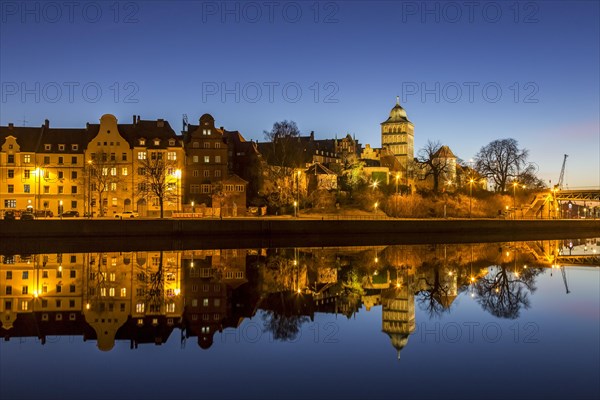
{"left": 120, "top": 288, "right": 126, "bottom": 297}
{"left": 214, "top": 142, "right": 220, "bottom": 149}
{"left": 136, "top": 303, "right": 145, "bottom": 313}
{"left": 204, "top": 156, "right": 209, "bottom": 163}
{"left": 122, "top": 167, "right": 128, "bottom": 176}
{"left": 138, "top": 152, "right": 147, "bottom": 160}
{"left": 215, "top": 156, "right": 221, "bottom": 163}
{"left": 112, "top": 198, "right": 118, "bottom": 206}
{"left": 100, "top": 288, "right": 107, "bottom": 297}
{"left": 167, "top": 152, "right": 176, "bottom": 160}
{"left": 193, "top": 155, "right": 199, "bottom": 163}
{"left": 110, "top": 182, "right": 117, "bottom": 191}
{"left": 109, "top": 272, "right": 116, "bottom": 281}
{"left": 110, "top": 167, "right": 117, "bottom": 176}
{"left": 109, "top": 288, "right": 115, "bottom": 297}
{"left": 203, "top": 298, "right": 208, "bottom": 307}
{"left": 166, "top": 303, "right": 175, "bottom": 313}
{"left": 21, "top": 301, "right": 29, "bottom": 311}
{"left": 204, "top": 142, "right": 210, "bottom": 149}
{"left": 214, "top": 299, "right": 220, "bottom": 306}
{"left": 23, "top": 154, "right": 31, "bottom": 163}
{"left": 192, "top": 299, "right": 198, "bottom": 307}
{"left": 102, "top": 168, "right": 108, "bottom": 176}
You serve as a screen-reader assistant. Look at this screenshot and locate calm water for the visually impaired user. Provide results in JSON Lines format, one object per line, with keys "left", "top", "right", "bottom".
{"left": 1, "top": 239, "right": 599, "bottom": 400}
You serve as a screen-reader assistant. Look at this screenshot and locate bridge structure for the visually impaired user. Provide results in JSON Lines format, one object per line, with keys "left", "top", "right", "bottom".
{"left": 522, "top": 188, "right": 600, "bottom": 219}
{"left": 521, "top": 240, "right": 600, "bottom": 267}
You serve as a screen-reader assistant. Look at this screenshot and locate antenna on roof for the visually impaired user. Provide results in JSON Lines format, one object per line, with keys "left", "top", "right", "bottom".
{"left": 182, "top": 114, "right": 188, "bottom": 132}
{"left": 21, "top": 115, "right": 28, "bottom": 126}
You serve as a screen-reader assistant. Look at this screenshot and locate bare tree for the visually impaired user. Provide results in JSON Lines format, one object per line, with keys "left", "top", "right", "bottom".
{"left": 88, "top": 152, "right": 125, "bottom": 217}
{"left": 136, "top": 153, "right": 179, "bottom": 218}
{"left": 417, "top": 140, "right": 451, "bottom": 192}
{"left": 474, "top": 139, "right": 534, "bottom": 192}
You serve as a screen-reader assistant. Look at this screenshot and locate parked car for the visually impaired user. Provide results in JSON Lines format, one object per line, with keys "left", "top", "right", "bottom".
{"left": 61, "top": 210, "right": 80, "bottom": 218}
{"left": 34, "top": 210, "right": 54, "bottom": 218}
{"left": 20, "top": 212, "right": 35, "bottom": 220}
{"left": 114, "top": 211, "right": 139, "bottom": 219}
{"left": 3, "top": 210, "right": 16, "bottom": 220}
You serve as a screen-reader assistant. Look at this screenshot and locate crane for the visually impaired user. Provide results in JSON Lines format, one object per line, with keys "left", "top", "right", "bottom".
{"left": 560, "top": 266, "right": 571, "bottom": 294}
{"left": 554, "top": 154, "right": 568, "bottom": 190}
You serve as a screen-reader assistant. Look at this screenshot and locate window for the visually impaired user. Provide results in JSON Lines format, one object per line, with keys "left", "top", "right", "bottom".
{"left": 6, "top": 271, "right": 12, "bottom": 279}
{"left": 56, "top": 285, "right": 62, "bottom": 293}
{"left": 215, "top": 155, "right": 221, "bottom": 163}
{"left": 22, "top": 271, "right": 29, "bottom": 279}
{"left": 4, "top": 200, "right": 16, "bottom": 208}
{"left": 166, "top": 303, "right": 175, "bottom": 313}
{"left": 70, "top": 270, "right": 76, "bottom": 278}
{"left": 102, "top": 168, "right": 108, "bottom": 176}
{"left": 120, "top": 288, "right": 126, "bottom": 297}
{"left": 57, "top": 270, "right": 62, "bottom": 278}
{"left": 43, "top": 156, "right": 50, "bottom": 164}
{"left": 22, "top": 286, "right": 29, "bottom": 294}
{"left": 110, "top": 167, "right": 117, "bottom": 176}
{"left": 69, "top": 300, "right": 76, "bottom": 308}
{"left": 203, "top": 298, "right": 209, "bottom": 307}
{"left": 235, "top": 185, "right": 245, "bottom": 192}
{"left": 72, "top": 145, "right": 78, "bottom": 151}
{"left": 58, "top": 156, "right": 64, "bottom": 164}
{"left": 122, "top": 167, "right": 128, "bottom": 176}
{"left": 215, "top": 170, "right": 221, "bottom": 177}
{"left": 214, "top": 142, "right": 221, "bottom": 149}
{"left": 7, "top": 185, "right": 14, "bottom": 193}
{"left": 201, "top": 185, "right": 211, "bottom": 193}
{"left": 193, "top": 155, "right": 199, "bottom": 163}
{"left": 24, "top": 154, "right": 31, "bottom": 163}
{"left": 169, "top": 139, "right": 176, "bottom": 146}
{"left": 214, "top": 299, "right": 220, "bottom": 306}
{"left": 203, "top": 129, "right": 210, "bottom": 135}
{"left": 71, "top": 200, "right": 77, "bottom": 209}
{"left": 137, "top": 167, "right": 145, "bottom": 175}
{"left": 110, "top": 153, "right": 116, "bottom": 161}
{"left": 154, "top": 139, "right": 160, "bottom": 146}
{"left": 193, "top": 170, "right": 199, "bottom": 177}
{"left": 204, "top": 156, "right": 210, "bottom": 163}
{"left": 71, "top": 186, "right": 77, "bottom": 194}
{"left": 7, "top": 154, "right": 15, "bottom": 163}
{"left": 7, "top": 170, "right": 14, "bottom": 178}
{"left": 58, "top": 144, "right": 65, "bottom": 151}
{"left": 70, "top": 285, "right": 76, "bottom": 293}
{"left": 122, "top": 153, "right": 127, "bottom": 161}
{"left": 5, "top": 286, "right": 12, "bottom": 295}
{"left": 225, "top": 184, "right": 234, "bottom": 192}
{"left": 136, "top": 288, "right": 145, "bottom": 296}
{"left": 21, "top": 301, "right": 29, "bottom": 311}
{"left": 58, "top": 186, "right": 64, "bottom": 194}
{"left": 203, "top": 170, "right": 210, "bottom": 177}
{"left": 55, "top": 300, "right": 62, "bottom": 308}
{"left": 42, "top": 285, "right": 47, "bottom": 293}
{"left": 109, "top": 288, "right": 115, "bottom": 297}
{"left": 204, "top": 142, "right": 210, "bottom": 149}
{"left": 139, "top": 139, "right": 146, "bottom": 146}
{"left": 167, "top": 151, "right": 176, "bottom": 160}
{"left": 190, "top": 184, "right": 200, "bottom": 194}
{"left": 110, "top": 182, "right": 117, "bottom": 191}
{"left": 58, "top": 171, "right": 64, "bottom": 179}
{"left": 71, "top": 171, "right": 77, "bottom": 179}
{"left": 138, "top": 152, "right": 147, "bottom": 160}
{"left": 109, "top": 273, "right": 116, "bottom": 282}
{"left": 112, "top": 197, "right": 118, "bottom": 206}
{"left": 4, "top": 301, "right": 11, "bottom": 310}
{"left": 24, "top": 170, "right": 30, "bottom": 179}
{"left": 42, "top": 270, "right": 48, "bottom": 278}
{"left": 44, "top": 186, "right": 50, "bottom": 194}
{"left": 100, "top": 288, "right": 107, "bottom": 297}
{"left": 45, "top": 144, "right": 51, "bottom": 151}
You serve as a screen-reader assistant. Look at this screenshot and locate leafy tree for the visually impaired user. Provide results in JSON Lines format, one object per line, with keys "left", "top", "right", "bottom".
{"left": 474, "top": 139, "right": 535, "bottom": 192}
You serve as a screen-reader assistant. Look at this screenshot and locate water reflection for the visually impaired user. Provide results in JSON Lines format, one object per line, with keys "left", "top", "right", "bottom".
{"left": 1, "top": 239, "right": 598, "bottom": 358}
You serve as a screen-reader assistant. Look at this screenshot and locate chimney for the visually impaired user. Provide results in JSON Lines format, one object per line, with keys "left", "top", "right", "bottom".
{"left": 133, "top": 115, "right": 137, "bottom": 125}
{"left": 157, "top": 119, "right": 164, "bottom": 128}
{"left": 86, "top": 122, "right": 90, "bottom": 130}
{"left": 310, "top": 131, "right": 314, "bottom": 140}
{"left": 137, "top": 115, "right": 141, "bottom": 123}
{"left": 44, "top": 119, "right": 49, "bottom": 129}
{"left": 8, "top": 122, "right": 14, "bottom": 129}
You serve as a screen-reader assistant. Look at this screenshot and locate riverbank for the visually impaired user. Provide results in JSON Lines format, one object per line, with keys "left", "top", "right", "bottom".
{"left": 0, "top": 218, "right": 598, "bottom": 254}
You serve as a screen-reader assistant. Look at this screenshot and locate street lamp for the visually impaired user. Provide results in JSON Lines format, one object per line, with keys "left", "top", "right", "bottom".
{"left": 293, "top": 201, "right": 297, "bottom": 218}
{"left": 469, "top": 178, "right": 474, "bottom": 218}
{"left": 173, "top": 169, "right": 182, "bottom": 213}
{"left": 87, "top": 160, "right": 93, "bottom": 218}
{"left": 296, "top": 170, "right": 301, "bottom": 217}
{"left": 59, "top": 200, "right": 63, "bottom": 219}
{"left": 512, "top": 181, "right": 519, "bottom": 219}
{"left": 371, "top": 180, "right": 379, "bottom": 191}
{"left": 374, "top": 201, "right": 378, "bottom": 214}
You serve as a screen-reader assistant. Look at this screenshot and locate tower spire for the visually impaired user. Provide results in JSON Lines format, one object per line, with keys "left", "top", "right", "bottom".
{"left": 396, "top": 96, "right": 400, "bottom": 105}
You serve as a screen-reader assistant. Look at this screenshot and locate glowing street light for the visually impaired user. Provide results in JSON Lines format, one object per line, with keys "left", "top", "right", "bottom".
{"left": 293, "top": 201, "right": 298, "bottom": 218}
{"left": 374, "top": 201, "right": 378, "bottom": 214}
{"left": 371, "top": 180, "right": 379, "bottom": 191}
{"left": 173, "top": 169, "right": 182, "bottom": 213}
{"left": 469, "top": 178, "right": 475, "bottom": 218}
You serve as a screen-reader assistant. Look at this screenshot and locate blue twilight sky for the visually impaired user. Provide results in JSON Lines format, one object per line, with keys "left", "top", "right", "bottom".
{"left": 1, "top": 0, "right": 599, "bottom": 188}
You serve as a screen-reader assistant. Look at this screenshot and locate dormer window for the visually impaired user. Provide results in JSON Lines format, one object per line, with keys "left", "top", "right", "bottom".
{"left": 139, "top": 139, "right": 146, "bottom": 146}
{"left": 72, "top": 144, "right": 78, "bottom": 151}
{"left": 58, "top": 144, "right": 65, "bottom": 151}
{"left": 169, "top": 139, "right": 175, "bottom": 146}
{"left": 154, "top": 139, "right": 160, "bottom": 146}
{"left": 203, "top": 129, "right": 210, "bottom": 135}
{"left": 44, "top": 144, "right": 51, "bottom": 151}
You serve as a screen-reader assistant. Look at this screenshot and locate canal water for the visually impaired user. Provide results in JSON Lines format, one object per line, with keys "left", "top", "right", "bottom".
{"left": 1, "top": 239, "right": 598, "bottom": 399}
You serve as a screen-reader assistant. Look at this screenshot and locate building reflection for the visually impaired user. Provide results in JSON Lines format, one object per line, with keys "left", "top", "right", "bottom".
{"left": 1, "top": 239, "right": 597, "bottom": 356}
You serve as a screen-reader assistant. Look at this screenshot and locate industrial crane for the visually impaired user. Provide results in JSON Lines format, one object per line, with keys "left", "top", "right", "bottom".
{"left": 560, "top": 266, "right": 571, "bottom": 294}
{"left": 554, "top": 154, "right": 568, "bottom": 190}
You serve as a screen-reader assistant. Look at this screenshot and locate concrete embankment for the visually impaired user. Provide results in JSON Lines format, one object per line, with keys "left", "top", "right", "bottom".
{"left": 0, "top": 219, "right": 598, "bottom": 254}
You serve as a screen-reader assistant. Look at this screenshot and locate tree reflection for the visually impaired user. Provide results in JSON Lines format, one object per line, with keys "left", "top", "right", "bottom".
{"left": 415, "top": 260, "right": 456, "bottom": 318}
{"left": 475, "top": 264, "right": 543, "bottom": 319}
{"left": 262, "top": 310, "right": 309, "bottom": 341}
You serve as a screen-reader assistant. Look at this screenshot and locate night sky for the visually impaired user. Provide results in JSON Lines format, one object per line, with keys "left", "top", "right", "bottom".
{"left": 1, "top": 1, "right": 598, "bottom": 187}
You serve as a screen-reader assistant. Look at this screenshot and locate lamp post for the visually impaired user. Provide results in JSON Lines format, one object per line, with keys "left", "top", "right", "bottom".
{"left": 512, "top": 181, "right": 518, "bottom": 220}
{"left": 34, "top": 167, "right": 43, "bottom": 212}
{"left": 293, "top": 201, "right": 297, "bottom": 218}
{"left": 296, "top": 170, "right": 301, "bottom": 217}
{"left": 395, "top": 173, "right": 400, "bottom": 194}
{"left": 174, "top": 169, "right": 181, "bottom": 213}
{"left": 59, "top": 200, "right": 63, "bottom": 220}
{"left": 87, "top": 160, "right": 92, "bottom": 218}
{"left": 469, "top": 178, "right": 474, "bottom": 218}
{"left": 374, "top": 201, "right": 378, "bottom": 214}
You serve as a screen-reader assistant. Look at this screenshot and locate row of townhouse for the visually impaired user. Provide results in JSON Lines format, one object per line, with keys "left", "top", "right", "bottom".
{"left": 0, "top": 113, "right": 252, "bottom": 217}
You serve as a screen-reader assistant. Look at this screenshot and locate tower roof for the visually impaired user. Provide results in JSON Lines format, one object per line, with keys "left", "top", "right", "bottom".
{"left": 382, "top": 96, "right": 410, "bottom": 124}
